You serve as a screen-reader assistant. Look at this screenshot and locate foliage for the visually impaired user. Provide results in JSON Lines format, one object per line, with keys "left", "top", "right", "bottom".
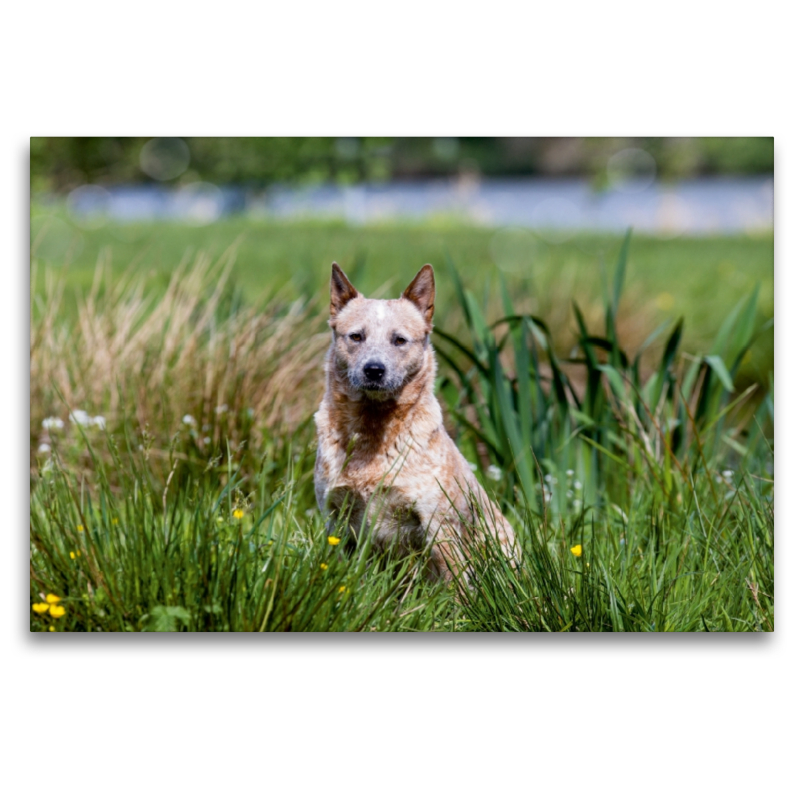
{"left": 435, "top": 231, "right": 773, "bottom": 514}
{"left": 31, "top": 137, "right": 774, "bottom": 193}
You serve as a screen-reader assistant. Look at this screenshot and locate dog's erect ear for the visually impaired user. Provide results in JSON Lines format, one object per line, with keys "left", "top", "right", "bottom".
{"left": 401, "top": 264, "right": 435, "bottom": 328}
{"left": 330, "top": 262, "right": 360, "bottom": 316}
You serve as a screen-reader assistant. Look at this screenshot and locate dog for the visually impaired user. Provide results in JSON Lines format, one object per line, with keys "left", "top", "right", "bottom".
{"left": 314, "top": 262, "right": 517, "bottom": 581}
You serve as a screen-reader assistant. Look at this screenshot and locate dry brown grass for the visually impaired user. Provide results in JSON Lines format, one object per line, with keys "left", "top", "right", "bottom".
{"left": 30, "top": 249, "right": 329, "bottom": 476}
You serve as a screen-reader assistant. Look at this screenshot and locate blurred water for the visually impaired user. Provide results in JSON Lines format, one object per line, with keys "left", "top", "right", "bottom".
{"left": 61, "top": 176, "right": 773, "bottom": 234}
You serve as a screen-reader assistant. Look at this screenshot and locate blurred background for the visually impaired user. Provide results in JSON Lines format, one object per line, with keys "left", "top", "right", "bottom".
{"left": 31, "top": 136, "right": 773, "bottom": 231}
{"left": 30, "top": 136, "right": 773, "bottom": 392}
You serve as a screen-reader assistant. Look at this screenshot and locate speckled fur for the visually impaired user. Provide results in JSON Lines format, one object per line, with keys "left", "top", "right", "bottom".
{"left": 314, "top": 262, "right": 517, "bottom": 581}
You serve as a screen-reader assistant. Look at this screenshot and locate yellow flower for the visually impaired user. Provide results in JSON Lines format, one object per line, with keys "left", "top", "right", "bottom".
{"left": 233, "top": 508, "right": 244, "bottom": 520}
{"left": 112, "top": 518, "right": 118, "bottom": 525}
{"left": 70, "top": 551, "right": 76, "bottom": 559}
{"left": 45, "top": 593, "right": 61, "bottom": 604}
{"left": 49, "top": 626, "right": 55, "bottom": 632}
{"left": 320, "top": 563, "right": 328, "bottom": 570}
{"left": 327, "top": 536, "right": 341, "bottom": 546}
{"left": 338, "top": 585, "right": 346, "bottom": 593}
{"left": 570, "top": 544, "right": 583, "bottom": 557}
{"left": 49, "top": 605, "right": 66, "bottom": 618}
{"left": 77, "top": 524, "right": 84, "bottom": 532}
{"left": 32, "top": 602, "right": 49, "bottom": 614}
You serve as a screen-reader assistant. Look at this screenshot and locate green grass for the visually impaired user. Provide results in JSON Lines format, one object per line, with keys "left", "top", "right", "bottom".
{"left": 29, "top": 224, "right": 774, "bottom": 632}
{"left": 30, "top": 436, "right": 773, "bottom": 632}
{"left": 30, "top": 435, "right": 453, "bottom": 632}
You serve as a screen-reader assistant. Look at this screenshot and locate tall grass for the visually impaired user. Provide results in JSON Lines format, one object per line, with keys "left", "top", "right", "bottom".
{"left": 30, "top": 233, "right": 774, "bottom": 631}
{"left": 31, "top": 245, "right": 329, "bottom": 488}
{"left": 435, "top": 230, "right": 773, "bottom": 512}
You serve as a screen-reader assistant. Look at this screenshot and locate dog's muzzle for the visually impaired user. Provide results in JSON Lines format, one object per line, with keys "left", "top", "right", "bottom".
{"left": 363, "top": 361, "right": 386, "bottom": 385}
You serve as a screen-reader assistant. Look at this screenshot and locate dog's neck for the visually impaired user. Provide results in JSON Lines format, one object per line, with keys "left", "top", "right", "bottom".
{"left": 324, "top": 346, "right": 441, "bottom": 447}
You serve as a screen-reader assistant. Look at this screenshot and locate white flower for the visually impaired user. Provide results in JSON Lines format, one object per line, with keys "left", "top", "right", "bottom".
{"left": 722, "top": 470, "right": 734, "bottom": 479}
{"left": 487, "top": 465, "right": 503, "bottom": 481}
{"left": 467, "top": 462, "right": 478, "bottom": 472}
{"left": 304, "top": 509, "right": 315, "bottom": 518}
{"left": 545, "top": 474, "right": 557, "bottom": 485}
{"left": 92, "top": 415, "right": 106, "bottom": 430}
{"left": 203, "top": 437, "right": 211, "bottom": 445}
{"left": 42, "top": 417, "right": 64, "bottom": 430}
{"left": 70, "top": 409, "right": 91, "bottom": 426}
{"left": 573, "top": 480, "right": 582, "bottom": 490}
{"left": 182, "top": 414, "right": 197, "bottom": 426}
{"left": 566, "top": 469, "right": 574, "bottom": 477}
{"left": 573, "top": 499, "right": 581, "bottom": 511}
{"left": 215, "top": 404, "right": 228, "bottom": 414}
{"left": 38, "top": 442, "right": 51, "bottom": 453}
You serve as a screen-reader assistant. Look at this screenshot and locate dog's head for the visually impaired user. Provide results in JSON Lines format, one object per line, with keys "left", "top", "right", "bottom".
{"left": 327, "top": 262, "right": 435, "bottom": 400}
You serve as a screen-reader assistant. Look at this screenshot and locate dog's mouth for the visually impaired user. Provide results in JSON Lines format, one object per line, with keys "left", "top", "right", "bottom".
{"left": 361, "top": 383, "right": 397, "bottom": 400}
{"left": 355, "top": 378, "right": 404, "bottom": 400}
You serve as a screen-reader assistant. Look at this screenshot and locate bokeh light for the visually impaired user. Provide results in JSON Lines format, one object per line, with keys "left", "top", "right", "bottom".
{"left": 140, "top": 137, "right": 191, "bottom": 181}
{"left": 607, "top": 148, "right": 657, "bottom": 194}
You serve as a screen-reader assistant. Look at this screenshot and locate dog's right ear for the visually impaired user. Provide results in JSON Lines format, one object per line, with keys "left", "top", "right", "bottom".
{"left": 330, "top": 262, "right": 360, "bottom": 317}
{"left": 401, "top": 264, "right": 435, "bottom": 330}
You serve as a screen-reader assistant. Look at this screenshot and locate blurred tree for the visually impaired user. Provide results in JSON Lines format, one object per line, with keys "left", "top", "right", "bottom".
{"left": 30, "top": 136, "right": 773, "bottom": 193}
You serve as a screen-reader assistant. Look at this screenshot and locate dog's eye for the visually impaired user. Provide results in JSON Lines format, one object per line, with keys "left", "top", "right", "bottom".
{"left": 394, "top": 336, "right": 407, "bottom": 346}
{"left": 349, "top": 333, "right": 363, "bottom": 342}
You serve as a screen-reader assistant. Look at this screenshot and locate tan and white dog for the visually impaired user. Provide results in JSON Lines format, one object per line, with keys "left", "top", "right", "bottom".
{"left": 314, "top": 262, "right": 517, "bottom": 581}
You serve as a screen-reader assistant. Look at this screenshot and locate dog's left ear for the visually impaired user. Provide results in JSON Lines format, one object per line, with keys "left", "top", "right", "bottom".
{"left": 401, "top": 264, "right": 435, "bottom": 329}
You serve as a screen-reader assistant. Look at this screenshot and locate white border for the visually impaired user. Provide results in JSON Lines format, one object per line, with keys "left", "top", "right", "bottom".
{"left": 4, "top": 3, "right": 794, "bottom": 798}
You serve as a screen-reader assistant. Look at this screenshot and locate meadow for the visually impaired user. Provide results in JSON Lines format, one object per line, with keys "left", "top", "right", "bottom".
{"left": 29, "top": 215, "right": 774, "bottom": 631}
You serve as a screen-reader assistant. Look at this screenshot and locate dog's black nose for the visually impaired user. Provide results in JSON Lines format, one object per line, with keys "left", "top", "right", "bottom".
{"left": 363, "top": 362, "right": 386, "bottom": 383}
